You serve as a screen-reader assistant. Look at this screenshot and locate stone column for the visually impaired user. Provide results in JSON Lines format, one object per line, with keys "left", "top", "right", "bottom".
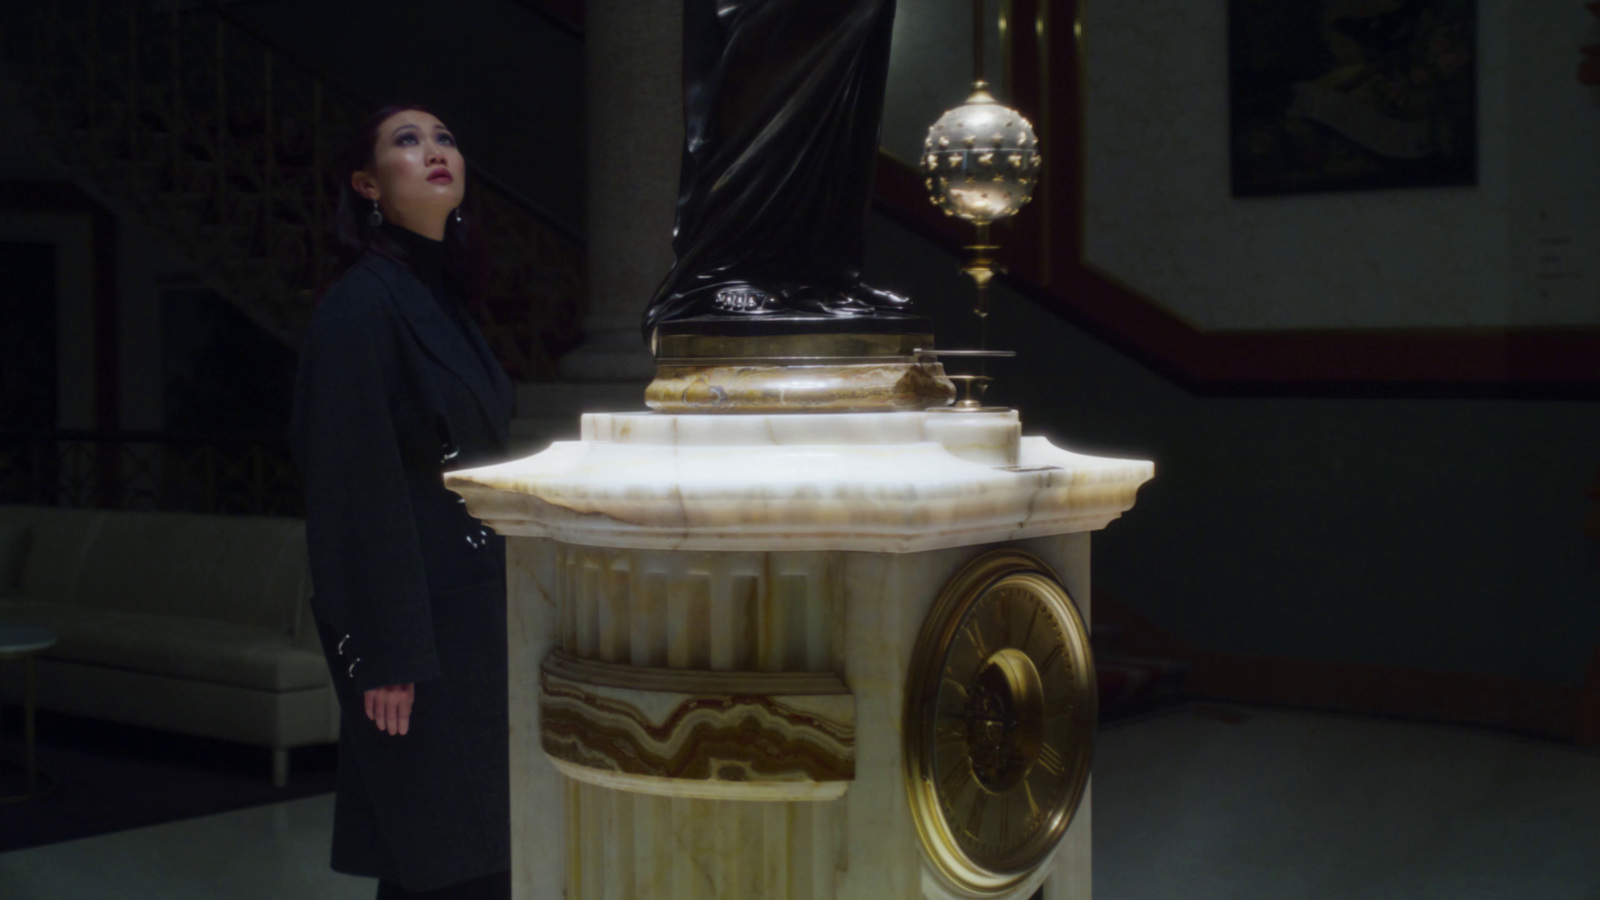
{"left": 563, "top": 0, "right": 682, "bottom": 381}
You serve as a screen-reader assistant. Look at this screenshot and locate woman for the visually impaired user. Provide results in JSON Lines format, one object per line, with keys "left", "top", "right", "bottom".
{"left": 290, "top": 105, "right": 515, "bottom": 899}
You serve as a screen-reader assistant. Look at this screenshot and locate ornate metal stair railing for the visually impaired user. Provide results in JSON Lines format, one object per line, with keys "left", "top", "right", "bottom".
{"left": 0, "top": 0, "right": 583, "bottom": 379}
{"left": 0, "top": 430, "right": 303, "bottom": 517}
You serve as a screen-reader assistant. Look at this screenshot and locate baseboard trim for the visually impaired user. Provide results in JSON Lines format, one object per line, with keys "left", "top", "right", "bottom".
{"left": 1093, "top": 587, "right": 1583, "bottom": 742}
{"left": 1187, "top": 653, "right": 1577, "bottom": 741}
{"left": 1577, "top": 645, "right": 1600, "bottom": 747}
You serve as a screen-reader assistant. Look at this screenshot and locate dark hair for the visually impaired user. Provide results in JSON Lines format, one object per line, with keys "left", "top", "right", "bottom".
{"left": 323, "top": 103, "right": 492, "bottom": 311}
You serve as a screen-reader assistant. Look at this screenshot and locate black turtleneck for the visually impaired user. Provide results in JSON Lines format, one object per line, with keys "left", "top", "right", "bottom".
{"left": 382, "top": 222, "right": 450, "bottom": 295}
{"left": 381, "top": 223, "right": 493, "bottom": 379}
{"left": 383, "top": 222, "right": 477, "bottom": 327}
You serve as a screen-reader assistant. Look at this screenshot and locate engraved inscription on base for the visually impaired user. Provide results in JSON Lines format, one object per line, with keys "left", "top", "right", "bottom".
{"left": 712, "top": 287, "right": 777, "bottom": 312}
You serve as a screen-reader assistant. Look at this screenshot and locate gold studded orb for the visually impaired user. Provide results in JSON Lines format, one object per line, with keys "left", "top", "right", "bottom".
{"left": 922, "top": 89, "right": 1040, "bottom": 224}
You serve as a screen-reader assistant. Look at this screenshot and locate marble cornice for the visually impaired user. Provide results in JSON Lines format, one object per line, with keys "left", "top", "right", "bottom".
{"left": 447, "top": 411, "right": 1153, "bottom": 552}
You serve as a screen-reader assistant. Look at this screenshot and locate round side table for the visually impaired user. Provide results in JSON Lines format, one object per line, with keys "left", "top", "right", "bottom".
{"left": 0, "top": 624, "right": 58, "bottom": 802}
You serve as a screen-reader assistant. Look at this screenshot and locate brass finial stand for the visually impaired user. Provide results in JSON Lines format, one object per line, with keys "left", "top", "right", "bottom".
{"left": 921, "top": 349, "right": 1014, "bottom": 413}
{"left": 919, "top": 0, "right": 1040, "bottom": 414}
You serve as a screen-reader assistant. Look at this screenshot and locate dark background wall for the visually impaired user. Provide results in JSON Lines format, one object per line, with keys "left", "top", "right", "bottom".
{"left": 0, "top": 242, "right": 56, "bottom": 431}
{"left": 5, "top": 0, "right": 1594, "bottom": 701}
{"left": 230, "top": 0, "right": 586, "bottom": 230}
{"left": 863, "top": 214, "right": 1600, "bottom": 686}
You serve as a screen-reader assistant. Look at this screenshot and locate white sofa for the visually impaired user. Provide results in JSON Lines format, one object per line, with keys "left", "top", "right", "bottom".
{"left": 0, "top": 505, "right": 337, "bottom": 786}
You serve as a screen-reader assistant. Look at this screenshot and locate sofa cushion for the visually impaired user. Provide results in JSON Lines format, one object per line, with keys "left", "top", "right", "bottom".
{"left": 0, "top": 523, "right": 29, "bottom": 590}
{"left": 0, "top": 598, "right": 329, "bottom": 693}
{"left": 72, "top": 512, "right": 308, "bottom": 630}
{"left": 0, "top": 506, "right": 106, "bottom": 604}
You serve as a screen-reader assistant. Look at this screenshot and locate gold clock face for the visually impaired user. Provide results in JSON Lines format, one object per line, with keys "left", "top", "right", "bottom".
{"left": 905, "top": 550, "right": 1095, "bottom": 894}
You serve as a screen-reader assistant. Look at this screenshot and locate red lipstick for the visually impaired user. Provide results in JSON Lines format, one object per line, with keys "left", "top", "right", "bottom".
{"left": 427, "top": 167, "right": 454, "bottom": 184}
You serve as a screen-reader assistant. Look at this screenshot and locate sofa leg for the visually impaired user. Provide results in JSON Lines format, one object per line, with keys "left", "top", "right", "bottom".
{"left": 271, "top": 749, "right": 289, "bottom": 788}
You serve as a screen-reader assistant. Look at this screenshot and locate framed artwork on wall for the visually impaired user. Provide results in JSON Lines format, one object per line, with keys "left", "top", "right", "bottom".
{"left": 1227, "top": 0, "right": 1477, "bottom": 197}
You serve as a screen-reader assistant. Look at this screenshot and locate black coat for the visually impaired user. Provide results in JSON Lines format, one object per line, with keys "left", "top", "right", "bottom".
{"left": 290, "top": 250, "right": 515, "bottom": 891}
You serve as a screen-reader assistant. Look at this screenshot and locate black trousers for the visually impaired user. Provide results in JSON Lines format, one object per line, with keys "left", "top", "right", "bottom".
{"left": 376, "top": 870, "right": 510, "bottom": 900}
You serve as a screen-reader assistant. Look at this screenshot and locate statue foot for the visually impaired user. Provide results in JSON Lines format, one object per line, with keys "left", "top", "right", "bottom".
{"left": 846, "top": 282, "right": 912, "bottom": 309}
{"left": 787, "top": 282, "right": 912, "bottom": 317}
{"left": 785, "top": 293, "right": 877, "bottom": 316}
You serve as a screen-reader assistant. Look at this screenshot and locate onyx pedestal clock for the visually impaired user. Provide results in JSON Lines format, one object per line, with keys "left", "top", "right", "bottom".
{"left": 449, "top": 396, "right": 1151, "bottom": 899}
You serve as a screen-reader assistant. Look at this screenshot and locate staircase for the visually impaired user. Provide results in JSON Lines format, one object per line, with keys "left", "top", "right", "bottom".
{"left": 0, "top": 0, "right": 583, "bottom": 382}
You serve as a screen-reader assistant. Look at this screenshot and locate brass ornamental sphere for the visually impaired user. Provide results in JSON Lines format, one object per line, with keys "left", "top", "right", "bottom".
{"left": 922, "top": 86, "right": 1040, "bottom": 224}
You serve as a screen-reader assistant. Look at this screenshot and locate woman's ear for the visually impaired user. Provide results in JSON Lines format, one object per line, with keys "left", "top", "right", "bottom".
{"left": 351, "top": 170, "right": 379, "bottom": 201}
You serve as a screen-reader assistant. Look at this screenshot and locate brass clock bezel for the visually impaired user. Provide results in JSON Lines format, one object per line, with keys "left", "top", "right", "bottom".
{"left": 903, "top": 549, "right": 1096, "bottom": 895}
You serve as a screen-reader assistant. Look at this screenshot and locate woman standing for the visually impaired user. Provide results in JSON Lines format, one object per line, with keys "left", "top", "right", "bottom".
{"left": 290, "top": 105, "right": 514, "bottom": 899}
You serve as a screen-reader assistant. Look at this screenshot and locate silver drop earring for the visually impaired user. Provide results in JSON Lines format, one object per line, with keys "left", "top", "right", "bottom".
{"left": 450, "top": 207, "right": 462, "bottom": 225}
{"left": 369, "top": 199, "right": 383, "bottom": 227}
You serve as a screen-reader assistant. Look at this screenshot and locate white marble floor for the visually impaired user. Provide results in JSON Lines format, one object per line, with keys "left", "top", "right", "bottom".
{"left": 1094, "top": 704, "right": 1600, "bottom": 900}
{"left": 1, "top": 703, "right": 1598, "bottom": 899}
{"left": 0, "top": 794, "right": 371, "bottom": 900}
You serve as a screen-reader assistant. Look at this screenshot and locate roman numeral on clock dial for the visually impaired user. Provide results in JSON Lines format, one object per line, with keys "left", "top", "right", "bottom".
{"left": 964, "top": 789, "right": 989, "bottom": 837}
{"left": 1036, "top": 742, "right": 1066, "bottom": 777}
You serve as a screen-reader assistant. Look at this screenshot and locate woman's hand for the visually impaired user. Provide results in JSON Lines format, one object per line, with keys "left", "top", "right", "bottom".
{"left": 364, "top": 683, "right": 415, "bottom": 736}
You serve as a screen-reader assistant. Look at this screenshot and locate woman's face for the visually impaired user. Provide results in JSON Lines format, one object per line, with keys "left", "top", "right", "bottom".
{"left": 352, "top": 109, "right": 466, "bottom": 238}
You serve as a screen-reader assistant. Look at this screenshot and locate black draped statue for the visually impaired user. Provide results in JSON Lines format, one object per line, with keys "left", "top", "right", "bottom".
{"left": 643, "top": 0, "right": 915, "bottom": 341}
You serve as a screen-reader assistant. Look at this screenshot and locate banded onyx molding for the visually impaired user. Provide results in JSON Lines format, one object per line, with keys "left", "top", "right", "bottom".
{"left": 540, "top": 651, "right": 856, "bottom": 801}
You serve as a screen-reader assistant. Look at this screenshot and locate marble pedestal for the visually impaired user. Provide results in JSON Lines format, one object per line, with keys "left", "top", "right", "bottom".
{"left": 447, "top": 411, "right": 1152, "bottom": 900}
